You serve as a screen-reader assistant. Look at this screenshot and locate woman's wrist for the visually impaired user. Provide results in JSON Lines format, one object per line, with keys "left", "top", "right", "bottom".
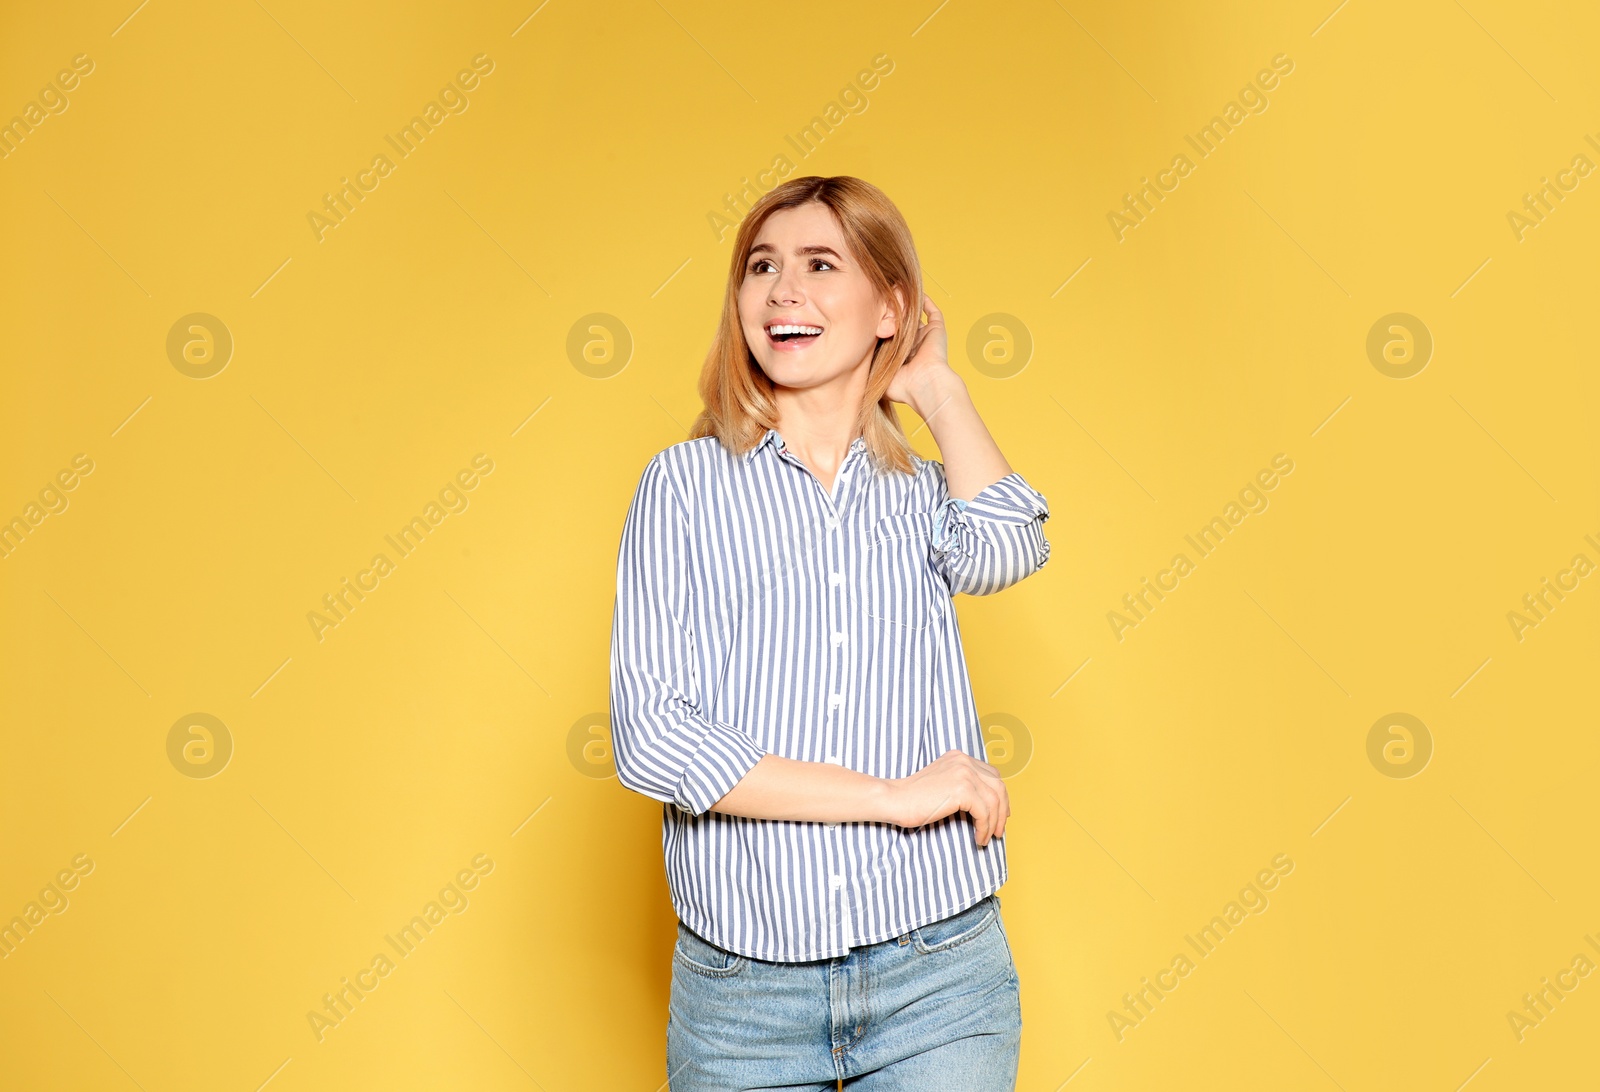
{"left": 867, "top": 775, "right": 905, "bottom": 827}
{"left": 906, "top": 368, "right": 969, "bottom": 426}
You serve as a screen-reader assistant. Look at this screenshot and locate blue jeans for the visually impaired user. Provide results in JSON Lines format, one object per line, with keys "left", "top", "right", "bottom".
{"left": 667, "top": 894, "right": 1022, "bottom": 1090}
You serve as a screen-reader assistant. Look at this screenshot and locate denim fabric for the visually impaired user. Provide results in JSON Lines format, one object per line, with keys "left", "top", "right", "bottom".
{"left": 666, "top": 894, "right": 1022, "bottom": 1090}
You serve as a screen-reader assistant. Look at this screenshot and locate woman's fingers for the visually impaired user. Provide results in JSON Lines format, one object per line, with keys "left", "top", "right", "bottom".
{"left": 977, "top": 756, "right": 1005, "bottom": 842}
{"left": 985, "top": 767, "right": 1008, "bottom": 843}
{"left": 975, "top": 800, "right": 993, "bottom": 846}
{"left": 972, "top": 773, "right": 1007, "bottom": 846}
{"left": 960, "top": 769, "right": 990, "bottom": 846}
{"left": 913, "top": 750, "right": 1009, "bottom": 845}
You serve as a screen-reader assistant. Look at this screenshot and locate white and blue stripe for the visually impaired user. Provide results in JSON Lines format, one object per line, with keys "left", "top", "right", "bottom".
{"left": 609, "top": 425, "right": 1051, "bottom": 962}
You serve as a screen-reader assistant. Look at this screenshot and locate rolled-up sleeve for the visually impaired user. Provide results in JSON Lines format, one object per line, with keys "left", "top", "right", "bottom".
{"left": 609, "top": 455, "right": 766, "bottom": 817}
{"left": 929, "top": 465, "right": 1052, "bottom": 596}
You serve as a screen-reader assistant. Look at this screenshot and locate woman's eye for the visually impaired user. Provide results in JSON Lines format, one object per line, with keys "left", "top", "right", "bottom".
{"left": 747, "top": 258, "right": 834, "bottom": 273}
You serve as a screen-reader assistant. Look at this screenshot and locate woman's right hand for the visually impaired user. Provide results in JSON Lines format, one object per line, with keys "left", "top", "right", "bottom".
{"left": 887, "top": 749, "right": 1010, "bottom": 846}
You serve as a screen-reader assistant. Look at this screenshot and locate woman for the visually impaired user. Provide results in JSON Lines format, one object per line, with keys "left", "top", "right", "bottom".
{"left": 610, "top": 175, "right": 1051, "bottom": 1090}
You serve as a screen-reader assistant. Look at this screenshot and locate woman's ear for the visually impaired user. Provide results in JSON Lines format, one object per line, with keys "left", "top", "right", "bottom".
{"left": 875, "top": 286, "right": 907, "bottom": 339}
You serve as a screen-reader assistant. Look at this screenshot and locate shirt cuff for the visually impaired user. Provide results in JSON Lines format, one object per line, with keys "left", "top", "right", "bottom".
{"left": 967, "top": 472, "right": 1050, "bottom": 521}
{"left": 932, "top": 473, "right": 1050, "bottom": 552}
{"left": 932, "top": 497, "right": 969, "bottom": 549}
{"left": 675, "top": 721, "right": 767, "bottom": 817}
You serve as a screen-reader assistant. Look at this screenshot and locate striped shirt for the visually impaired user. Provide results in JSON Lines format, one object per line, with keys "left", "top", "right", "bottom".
{"left": 609, "top": 425, "right": 1051, "bottom": 962}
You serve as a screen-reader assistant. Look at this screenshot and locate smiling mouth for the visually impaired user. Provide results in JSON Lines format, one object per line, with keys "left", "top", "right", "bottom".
{"left": 766, "top": 322, "right": 824, "bottom": 348}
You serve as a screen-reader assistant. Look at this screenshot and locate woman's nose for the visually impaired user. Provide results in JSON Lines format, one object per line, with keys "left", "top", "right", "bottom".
{"left": 769, "top": 271, "right": 803, "bottom": 305}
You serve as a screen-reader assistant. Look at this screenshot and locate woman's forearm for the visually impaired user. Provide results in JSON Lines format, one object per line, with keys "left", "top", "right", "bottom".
{"left": 908, "top": 371, "right": 1012, "bottom": 502}
{"left": 710, "top": 754, "right": 900, "bottom": 825}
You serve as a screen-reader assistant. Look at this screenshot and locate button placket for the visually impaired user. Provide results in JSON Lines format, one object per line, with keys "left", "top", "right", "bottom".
{"left": 822, "top": 451, "right": 858, "bottom": 838}
{"left": 832, "top": 447, "right": 867, "bottom": 952}
{"left": 788, "top": 441, "right": 862, "bottom": 920}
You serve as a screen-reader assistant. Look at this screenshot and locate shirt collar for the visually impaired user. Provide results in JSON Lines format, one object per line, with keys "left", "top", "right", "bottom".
{"left": 745, "top": 427, "right": 783, "bottom": 464}
{"left": 744, "top": 428, "right": 868, "bottom": 464}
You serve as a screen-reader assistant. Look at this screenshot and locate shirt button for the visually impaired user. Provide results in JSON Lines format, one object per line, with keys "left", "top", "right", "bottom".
{"left": 831, "top": 874, "right": 844, "bottom": 889}
{"left": 825, "top": 517, "right": 838, "bottom": 531}
{"left": 832, "top": 631, "right": 846, "bottom": 646}
{"left": 830, "top": 572, "right": 843, "bottom": 586}
{"left": 830, "top": 694, "right": 842, "bottom": 708}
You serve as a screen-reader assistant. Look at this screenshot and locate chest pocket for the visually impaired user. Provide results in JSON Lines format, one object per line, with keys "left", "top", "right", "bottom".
{"left": 861, "top": 512, "right": 937, "bottom": 629}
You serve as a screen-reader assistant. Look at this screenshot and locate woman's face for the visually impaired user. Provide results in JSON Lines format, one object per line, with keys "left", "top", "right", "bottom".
{"left": 737, "top": 202, "right": 901, "bottom": 396}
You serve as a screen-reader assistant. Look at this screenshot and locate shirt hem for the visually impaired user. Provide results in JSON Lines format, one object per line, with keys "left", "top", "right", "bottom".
{"left": 673, "top": 877, "right": 1005, "bottom": 964}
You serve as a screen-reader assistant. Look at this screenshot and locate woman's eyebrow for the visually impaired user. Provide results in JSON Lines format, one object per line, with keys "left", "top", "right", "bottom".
{"left": 748, "top": 243, "right": 845, "bottom": 260}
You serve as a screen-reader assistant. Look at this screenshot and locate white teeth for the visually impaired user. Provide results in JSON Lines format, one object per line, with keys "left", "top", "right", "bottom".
{"left": 768, "top": 324, "right": 823, "bottom": 336}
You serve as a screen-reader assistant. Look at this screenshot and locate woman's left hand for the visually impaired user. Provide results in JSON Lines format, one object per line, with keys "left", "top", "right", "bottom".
{"left": 887, "top": 293, "right": 960, "bottom": 412}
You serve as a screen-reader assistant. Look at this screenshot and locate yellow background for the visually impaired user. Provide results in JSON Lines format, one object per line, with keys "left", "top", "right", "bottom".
{"left": 2, "top": 1, "right": 1596, "bottom": 1088}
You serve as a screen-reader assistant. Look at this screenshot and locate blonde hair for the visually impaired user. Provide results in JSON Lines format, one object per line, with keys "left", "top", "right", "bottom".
{"left": 689, "top": 175, "right": 924, "bottom": 477}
